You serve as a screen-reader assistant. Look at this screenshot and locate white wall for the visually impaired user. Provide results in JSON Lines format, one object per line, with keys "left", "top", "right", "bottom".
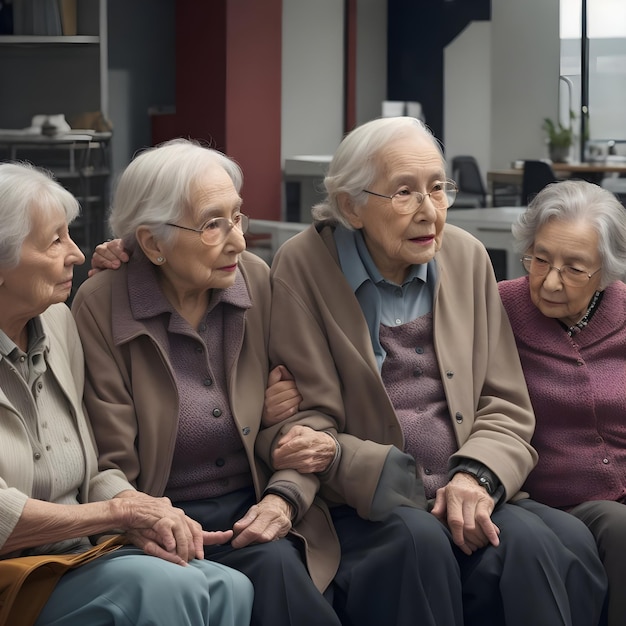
{"left": 490, "top": 0, "right": 560, "bottom": 168}
{"left": 444, "top": 21, "right": 492, "bottom": 182}
{"left": 281, "top": 0, "right": 345, "bottom": 162}
{"left": 355, "top": 0, "right": 387, "bottom": 126}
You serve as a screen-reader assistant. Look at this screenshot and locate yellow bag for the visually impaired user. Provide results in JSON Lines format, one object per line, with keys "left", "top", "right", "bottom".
{"left": 0, "top": 535, "right": 126, "bottom": 626}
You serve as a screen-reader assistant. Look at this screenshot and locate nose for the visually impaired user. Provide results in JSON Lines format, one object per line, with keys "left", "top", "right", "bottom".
{"left": 225, "top": 222, "right": 246, "bottom": 253}
{"left": 413, "top": 193, "right": 438, "bottom": 220}
{"left": 543, "top": 265, "right": 564, "bottom": 289}
{"left": 66, "top": 236, "right": 86, "bottom": 266}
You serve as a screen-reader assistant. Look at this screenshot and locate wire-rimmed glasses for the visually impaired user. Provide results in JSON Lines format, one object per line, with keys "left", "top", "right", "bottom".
{"left": 362, "top": 180, "right": 458, "bottom": 214}
{"left": 521, "top": 255, "right": 601, "bottom": 288}
{"left": 166, "top": 213, "right": 249, "bottom": 246}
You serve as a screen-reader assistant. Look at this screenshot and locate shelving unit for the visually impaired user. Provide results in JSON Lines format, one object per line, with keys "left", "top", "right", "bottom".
{"left": 0, "top": 0, "right": 110, "bottom": 255}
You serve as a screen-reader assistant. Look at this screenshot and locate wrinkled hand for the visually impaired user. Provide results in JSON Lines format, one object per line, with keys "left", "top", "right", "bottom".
{"left": 272, "top": 425, "right": 336, "bottom": 474}
{"left": 262, "top": 365, "right": 301, "bottom": 426}
{"left": 430, "top": 473, "right": 500, "bottom": 555}
{"left": 88, "top": 238, "right": 129, "bottom": 277}
{"left": 231, "top": 494, "right": 292, "bottom": 549}
{"left": 113, "top": 490, "right": 232, "bottom": 565}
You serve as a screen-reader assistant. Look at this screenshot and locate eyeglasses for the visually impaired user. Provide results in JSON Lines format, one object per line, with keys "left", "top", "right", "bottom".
{"left": 165, "top": 213, "right": 249, "bottom": 246}
{"left": 362, "top": 180, "right": 458, "bottom": 215}
{"left": 521, "top": 255, "right": 602, "bottom": 288}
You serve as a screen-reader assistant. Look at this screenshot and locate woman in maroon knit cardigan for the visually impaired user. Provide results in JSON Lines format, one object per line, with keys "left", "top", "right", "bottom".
{"left": 498, "top": 179, "right": 626, "bottom": 626}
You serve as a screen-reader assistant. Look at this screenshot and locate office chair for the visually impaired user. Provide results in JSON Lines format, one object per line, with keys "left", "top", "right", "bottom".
{"left": 451, "top": 156, "right": 487, "bottom": 208}
{"left": 521, "top": 160, "right": 557, "bottom": 205}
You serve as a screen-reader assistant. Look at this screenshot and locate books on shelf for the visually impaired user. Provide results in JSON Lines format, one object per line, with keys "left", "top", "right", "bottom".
{"left": 12, "top": 0, "right": 77, "bottom": 36}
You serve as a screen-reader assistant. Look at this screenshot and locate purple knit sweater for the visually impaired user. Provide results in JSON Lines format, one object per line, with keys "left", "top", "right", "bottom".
{"left": 499, "top": 277, "right": 626, "bottom": 510}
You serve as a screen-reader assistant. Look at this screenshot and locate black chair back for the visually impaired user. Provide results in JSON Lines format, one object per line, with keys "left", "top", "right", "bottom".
{"left": 451, "top": 155, "right": 487, "bottom": 208}
{"left": 521, "top": 160, "right": 557, "bottom": 205}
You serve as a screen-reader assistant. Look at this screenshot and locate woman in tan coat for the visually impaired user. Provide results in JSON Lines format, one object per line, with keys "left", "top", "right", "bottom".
{"left": 73, "top": 139, "right": 342, "bottom": 626}
{"left": 260, "top": 117, "right": 608, "bottom": 626}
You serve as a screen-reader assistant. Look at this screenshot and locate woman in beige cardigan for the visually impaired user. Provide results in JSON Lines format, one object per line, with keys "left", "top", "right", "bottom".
{"left": 0, "top": 162, "right": 252, "bottom": 626}
{"left": 73, "top": 139, "right": 343, "bottom": 626}
{"left": 260, "top": 116, "right": 608, "bottom": 626}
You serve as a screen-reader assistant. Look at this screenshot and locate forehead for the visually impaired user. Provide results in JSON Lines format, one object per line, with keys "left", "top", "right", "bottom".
{"left": 188, "top": 165, "right": 240, "bottom": 215}
{"left": 377, "top": 132, "right": 445, "bottom": 181}
{"left": 534, "top": 219, "right": 600, "bottom": 260}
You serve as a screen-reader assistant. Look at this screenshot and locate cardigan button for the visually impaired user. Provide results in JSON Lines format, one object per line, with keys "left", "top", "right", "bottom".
{"left": 446, "top": 371, "right": 454, "bottom": 379}
{"left": 242, "top": 427, "right": 251, "bottom": 435}
{"left": 603, "top": 458, "right": 609, "bottom": 464}
{"left": 455, "top": 412, "right": 463, "bottom": 423}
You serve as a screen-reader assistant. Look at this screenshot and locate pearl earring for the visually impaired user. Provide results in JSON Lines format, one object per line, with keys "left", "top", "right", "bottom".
{"left": 156, "top": 256, "right": 165, "bottom": 264}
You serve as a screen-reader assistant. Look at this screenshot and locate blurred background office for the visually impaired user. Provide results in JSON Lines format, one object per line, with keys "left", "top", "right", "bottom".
{"left": 0, "top": 0, "right": 624, "bottom": 254}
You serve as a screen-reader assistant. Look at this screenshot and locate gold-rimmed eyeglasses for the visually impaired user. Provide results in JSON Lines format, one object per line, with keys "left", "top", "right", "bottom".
{"left": 165, "top": 213, "right": 249, "bottom": 246}
{"left": 521, "top": 255, "right": 602, "bottom": 288}
{"left": 362, "top": 180, "right": 458, "bottom": 214}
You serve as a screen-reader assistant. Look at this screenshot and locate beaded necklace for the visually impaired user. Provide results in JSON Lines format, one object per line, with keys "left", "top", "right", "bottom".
{"left": 566, "top": 289, "right": 602, "bottom": 337}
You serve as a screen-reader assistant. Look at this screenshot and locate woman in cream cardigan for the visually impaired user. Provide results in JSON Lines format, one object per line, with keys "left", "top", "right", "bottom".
{"left": 0, "top": 162, "right": 252, "bottom": 626}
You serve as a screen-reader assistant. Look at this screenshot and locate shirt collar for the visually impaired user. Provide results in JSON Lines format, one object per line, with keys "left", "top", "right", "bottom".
{"left": 334, "top": 224, "right": 428, "bottom": 293}
{"left": 0, "top": 316, "right": 48, "bottom": 357}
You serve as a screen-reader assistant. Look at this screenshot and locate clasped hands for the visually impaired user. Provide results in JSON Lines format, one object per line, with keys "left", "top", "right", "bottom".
{"left": 115, "top": 489, "right": 295, "bottom": 564}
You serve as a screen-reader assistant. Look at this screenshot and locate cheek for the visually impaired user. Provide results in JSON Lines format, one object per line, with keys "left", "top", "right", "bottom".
{"left": 528, "top": 277, "right": 544, "bottom": 307}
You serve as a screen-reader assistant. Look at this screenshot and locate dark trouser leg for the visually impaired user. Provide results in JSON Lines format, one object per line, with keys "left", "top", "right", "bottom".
{"left": 570, "top": 499, "right": 626, "bottom": 626}
{"left": 330, "top": 505, "right": 463, "bottom": 626}
{"left": 177, "top": 488, "right": 341, "bottom": 626}
{"left": 462, "top": 499, "right": 607, "bottom": 626}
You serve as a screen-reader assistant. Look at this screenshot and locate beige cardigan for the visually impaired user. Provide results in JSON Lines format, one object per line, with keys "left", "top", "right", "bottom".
{"left": 259, "top": 222, "right": 537, "bottom": 520}
{"left": 71, "top": 251, "right": 339, "bottom": 592}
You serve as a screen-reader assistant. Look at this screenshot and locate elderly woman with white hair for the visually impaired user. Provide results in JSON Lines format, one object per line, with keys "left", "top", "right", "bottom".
{"left": 71, "top": 138, "right": 344, "bottom": 626}
{"left": 499, "top": 179, "right": 626, "bottom": 626}
{"left": 259, "top": 116, "right": 608, "bottom": 626}
{"left": 0, "top": 162, "right": 253, "bottom": 626}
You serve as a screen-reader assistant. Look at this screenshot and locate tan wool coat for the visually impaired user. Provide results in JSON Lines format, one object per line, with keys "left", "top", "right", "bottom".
{"left": 71, "top": 251, "right": 340, "bottom": 592}
{"left": 259, "top": 222, "right": 538, "bottom": 521}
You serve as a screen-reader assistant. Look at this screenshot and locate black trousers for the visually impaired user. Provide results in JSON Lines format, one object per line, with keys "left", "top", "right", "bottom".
{"left": 570, "top": 499, "right": 626, "bottom": 626}
{"left": 177, "top": 488, "right": 340, "bottom": 626}
{"left": 331, "top": 499, "right": 607, "bottom": 626}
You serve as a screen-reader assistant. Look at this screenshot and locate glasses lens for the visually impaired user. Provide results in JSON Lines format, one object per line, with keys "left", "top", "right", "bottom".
{"left": 390, "top": 182, "right": 458, "bottom": 214}
{"left": 237, "top": 213, "right": 249, "bottom": 234}
{"left": 199, "top": 214, "right": 249, "bottom": 246}
{"left": 443, "top": 182, "right": 457, "bottom": 208}
{"left": 391, "top": 193, "right": 420, "bottom": 214}
{"left": 561, "top": 266, "right": 589, "bottom": 287}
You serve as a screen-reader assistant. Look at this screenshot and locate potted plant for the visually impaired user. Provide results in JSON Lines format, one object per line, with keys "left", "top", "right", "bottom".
{"left": 542, "top": 111, "right": 575, "bottom": 163}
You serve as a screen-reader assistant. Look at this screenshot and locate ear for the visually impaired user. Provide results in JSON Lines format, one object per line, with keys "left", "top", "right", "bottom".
{"left": 135, "top": 226, "right": 165, "bottom": 265}
{"left": 337, "top": 192, "right": 364, "bottom": 230}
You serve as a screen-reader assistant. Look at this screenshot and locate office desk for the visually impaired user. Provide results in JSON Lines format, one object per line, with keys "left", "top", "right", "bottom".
{"left": 447, "top": 207, "right": 526, "bottom": 281}
{"left": 487, "top": 162, "right": 626, "bottom": 206}
{"left": 283, "top": 155, "right": 332, "bottom": 222}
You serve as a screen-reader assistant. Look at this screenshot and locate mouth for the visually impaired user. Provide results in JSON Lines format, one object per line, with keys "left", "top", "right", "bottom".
{"left": 408, "top": 234, "right": 435, "bottom": 244}
{"left": 217, "top": 263, "right": 238, "bottom": 272}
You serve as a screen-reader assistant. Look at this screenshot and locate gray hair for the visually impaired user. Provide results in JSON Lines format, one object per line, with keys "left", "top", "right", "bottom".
{"left": 109, "top": 138, "right": 244, "bottom": 245}
{"left": 311, "top": 116, "right": 444, "bottom": 228}
{"left": 512, "top": 179, "right": 626, "bottom": 288}
{"left": 0, "top": 161, "right": 80, "bottom": 269}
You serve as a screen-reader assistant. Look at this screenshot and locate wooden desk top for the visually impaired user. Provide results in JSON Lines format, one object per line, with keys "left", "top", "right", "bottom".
{"left": 488, "top": 162, "right": 626, "bottom": 179}
{"left": 552, "top": 162, "right": 626, "bottom": 174}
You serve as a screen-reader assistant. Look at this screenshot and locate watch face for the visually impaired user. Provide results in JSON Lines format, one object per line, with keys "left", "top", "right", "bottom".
{"left": 478, "top": 476, "right": 492, "bottom": 493}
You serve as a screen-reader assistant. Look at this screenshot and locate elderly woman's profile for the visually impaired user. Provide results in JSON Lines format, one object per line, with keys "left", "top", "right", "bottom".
{"left": 0, "top": 161, "right": 253, "bottom": 626}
